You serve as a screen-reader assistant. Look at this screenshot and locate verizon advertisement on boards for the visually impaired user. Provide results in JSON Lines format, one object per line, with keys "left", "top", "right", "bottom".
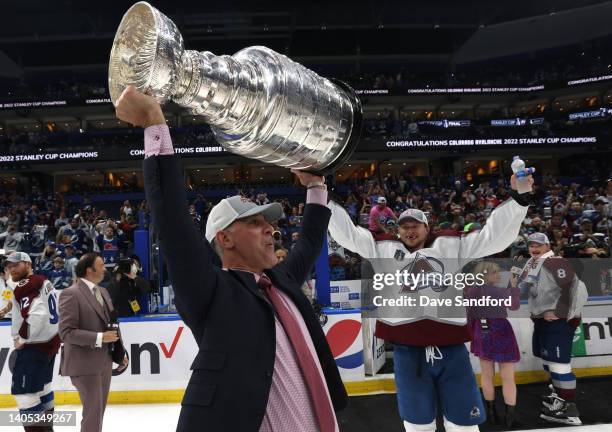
{"left": 0, "top": 302, "right": 611, "bottom": 394}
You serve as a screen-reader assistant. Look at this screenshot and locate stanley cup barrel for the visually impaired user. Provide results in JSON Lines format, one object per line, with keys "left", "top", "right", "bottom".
{"left": 108, "top": 2, "right": 362, "bottom": 174}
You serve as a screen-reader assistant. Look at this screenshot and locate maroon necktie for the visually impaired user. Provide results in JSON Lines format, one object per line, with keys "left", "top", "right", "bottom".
{"left": 258, "top": 274, "right": 336, "bottom": 432}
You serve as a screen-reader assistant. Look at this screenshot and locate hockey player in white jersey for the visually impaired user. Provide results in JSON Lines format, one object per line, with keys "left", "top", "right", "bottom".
{"left": 327, "top": 173, "right": 532, "bottom": 432}
{"left": 519, "top": 232, "right": 587, "bottom": 426}
{"left": 8, "top": 252, "right": 61, "bottom": 432}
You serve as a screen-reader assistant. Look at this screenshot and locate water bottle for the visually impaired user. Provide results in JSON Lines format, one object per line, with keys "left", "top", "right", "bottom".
{"left": 511, "top": 156, "right": 535, "bottom": 194}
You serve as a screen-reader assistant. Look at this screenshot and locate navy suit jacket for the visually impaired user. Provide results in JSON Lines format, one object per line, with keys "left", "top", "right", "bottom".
{"left": 144, "top": 155, "right": 348, "bottom": 431}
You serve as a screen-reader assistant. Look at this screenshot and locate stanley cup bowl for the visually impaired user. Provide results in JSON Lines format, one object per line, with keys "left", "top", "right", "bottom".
{"left": 108, "top": 2, "right": 184, "bottom": 105}
{"left": 108, "top": 2, "right": 362, "bottom": 174}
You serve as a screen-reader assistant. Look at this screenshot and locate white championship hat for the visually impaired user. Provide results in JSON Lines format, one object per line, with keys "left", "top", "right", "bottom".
{"left": 205, "top": 196, "right": 283, "bottom": 243}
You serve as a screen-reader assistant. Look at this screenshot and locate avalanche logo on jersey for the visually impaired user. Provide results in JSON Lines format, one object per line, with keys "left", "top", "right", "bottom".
{"left": 325, "top": 319, "right": 363, "bottom": 369}
{"left": 103, "top": 242, "right": 118, "bottom": 252}
{"left": 399, "top": 253, "right": 447, "bottom": 293}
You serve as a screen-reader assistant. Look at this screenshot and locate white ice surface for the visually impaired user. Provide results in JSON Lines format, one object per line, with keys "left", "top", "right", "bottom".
{"left": 0, "top": 404, "right": 610, "bottom": 432}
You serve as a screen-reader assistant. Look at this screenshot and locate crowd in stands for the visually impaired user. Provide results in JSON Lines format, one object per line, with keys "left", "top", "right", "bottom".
{"left": 324, "top": 170, "right": 611, "bottom": 295}
{"left": 0, "top": 191, "right": 143, "bottom": 294}
{"left": 0, "top": 163, "right": 610, "bottom": 302}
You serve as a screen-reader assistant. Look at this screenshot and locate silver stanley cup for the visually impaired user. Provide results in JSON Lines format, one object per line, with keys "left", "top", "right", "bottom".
{"left": 109, "top": 2, "right": 362, "bottom": 174}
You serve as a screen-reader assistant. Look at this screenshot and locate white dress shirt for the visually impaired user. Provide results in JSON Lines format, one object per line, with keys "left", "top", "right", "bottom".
{"left": 80, "top": 278, "right": 104, "bottom": 348}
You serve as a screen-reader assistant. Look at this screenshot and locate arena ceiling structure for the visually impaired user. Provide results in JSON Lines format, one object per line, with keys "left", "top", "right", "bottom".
{"left": 1, "top": 0, "right": 611, "bottom": 71}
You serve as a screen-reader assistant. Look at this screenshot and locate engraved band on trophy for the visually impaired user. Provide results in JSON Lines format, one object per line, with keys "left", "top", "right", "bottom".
{"left": 108, "top": 2, "right": 362, "bottom": 174}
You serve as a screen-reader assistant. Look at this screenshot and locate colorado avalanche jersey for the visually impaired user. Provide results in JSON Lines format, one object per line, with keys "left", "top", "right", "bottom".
{"left": 328, "top": 198, "right": 528, "bottom": 346}
{"left": 11, "top": 274, "right": 61, "bottom": 356}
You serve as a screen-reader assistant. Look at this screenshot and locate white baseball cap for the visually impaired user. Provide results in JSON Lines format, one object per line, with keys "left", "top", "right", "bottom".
{"left": 6, "top": 252, "right": 32, "bottom": 264}
{"left": 398, "top": 208, "right": 429, "bottom": 226}
{"left": 205, "top": 196, "right": 283, "bottom": 243}
{"left": 377, "top": 197, "right": 387, "bottom": 204}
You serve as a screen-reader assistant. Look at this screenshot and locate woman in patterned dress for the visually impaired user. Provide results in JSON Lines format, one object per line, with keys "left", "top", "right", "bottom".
{"left": 466, "top": 261, "right": 520, "bottom": 429}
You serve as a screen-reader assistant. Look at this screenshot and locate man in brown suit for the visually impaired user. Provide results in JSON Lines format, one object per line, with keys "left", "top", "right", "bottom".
{"left": 58, "top": 253, "right": 128, "bottom": 432}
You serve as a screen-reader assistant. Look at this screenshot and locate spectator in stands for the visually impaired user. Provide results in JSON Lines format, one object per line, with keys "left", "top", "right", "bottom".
{"left": 449, "top": 204, "right": 466, "bottom": 230}
{"left": 96, "top": 226, "right": 123, "bottom": 268}
{"left": 359, "top": 199, "right": 371, "bottom": 222}
{"left": 582, "top": 187, "right": 597, "bottom": 211}
{"left": 54, "top": 209, "right": 69, "bottom": 229}
{"left": 290, "top": 232, "right": 300, "bottom": 250}
{"left": 63, "top": 245, "right": 78, "bottom": 279}
{"left": 56, "top": 233, "right": 73, "bottom": 256}
{"left": 120, "top": 200, "right": 135, "bottom": 218}
{"left": 24, "top": 203, "right": 39, "bottom": 229}
{"left": 288, "top": 206, "right": 303, "bottom": 233}
{"left": 58, "top": 216, "right": 89, "bottom": 256}
{"left": 0, "top": 210, "right": 8, "bottom": 234}
{"left": 0, "top": 224, "right": 26, "bottom": 252}
{"left": 275, "top": 248, "right": 288, "bottom": 263}
{"left": 329, "top": 253, "right": 347, "bottom": 281}
{"left": 393, "top": 196, "right": 408, "bottom": 215}
{"left": 6, "top": 209, "right": 21, "bottom": 229}
{"left": 366, "top": 183, "right": 385, "bottom": 205}
{"left": 385, "top": 219, "right": 398, "bottom": 238}
{"left": 565, "top": 200, "right": 583, "bottom": 231}
{"left": 48, "top": 256, "right": 72, "bottom": 290}
{"left": 94, "top": 210, "right": 113, "bottom": 234}
{"left": 57, "top": 215, "right": 77, "bottom": 239}
{"left": 344, "top": 193, "right": 360, "bottom": 223}
{"left": 343, "top": 255, "right": 360, "bottom": 280}
{"left": 592, "top": 197, "right": 610, "bottom": 233}
{"left": 35, "top": 242, "right": 57, "bottom": 276}
{"left": 192, "top": 194, "right": 207, "bottom": 218}
{"left": 574, "top": 219, "right": 608, "bottom": 258}
{"left": 551, "top": 228, "right": 569, "bottom": 256}
{"left": 30, "top": 217, "right": 48, "bottom": 254}
{"left": 368, "top": 197, "right": 397, "bottom": 239}
{"left": 526, "top": 215, "right": 546, "bottom": 234}
{"left": 255, "top": 192, "right": 270, "bottom": 205}
{"left": 546, "top": 214, "right": 571, "bottom": 239}
{"left": 119, "top": 214, "right": 138, "bottom": 243}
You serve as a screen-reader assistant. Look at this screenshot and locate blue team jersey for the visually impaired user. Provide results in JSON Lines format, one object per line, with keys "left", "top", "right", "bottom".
{"left": 63, "top": 228, "right": 88, "bottom": 255}
{"left": 97, "top": 235, "right": 120, "bottom": 265}
{"left": 34, "top": 258, "right": 54, "bottom": 278}
{"left": 47, "top": 268, "right": 72, "bottom": 290}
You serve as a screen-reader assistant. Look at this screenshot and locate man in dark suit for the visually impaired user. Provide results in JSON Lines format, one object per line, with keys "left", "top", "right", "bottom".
{"left": 115, "top": 86, "right": 347, "bottom": 432}
{"left": 58, "top": 253, "right": 128, "bottom": 432}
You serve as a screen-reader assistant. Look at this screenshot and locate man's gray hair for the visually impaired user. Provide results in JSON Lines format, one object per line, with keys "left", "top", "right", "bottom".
{"left": 210, "top": 224, "right": 234, "bottom": 257}
{"left": 212, "top": 240, "right": 224, "bottom": 258}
